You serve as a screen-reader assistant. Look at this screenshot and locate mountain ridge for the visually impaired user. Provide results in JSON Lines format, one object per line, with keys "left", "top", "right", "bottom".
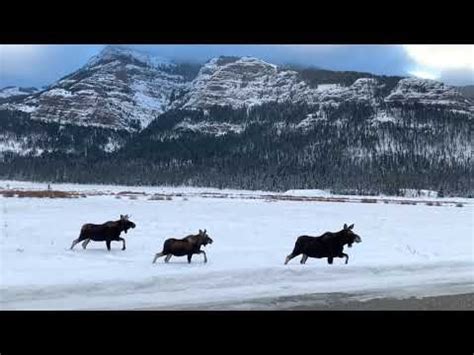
{"left": 2, "top": 46, "right": 472, "bottom": 131}
{"left": 0, "top": 46, "right": 472, "bottom": 196}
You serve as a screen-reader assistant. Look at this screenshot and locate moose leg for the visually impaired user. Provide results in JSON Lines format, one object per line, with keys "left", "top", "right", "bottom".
{"left": 164, "top": 254, "right": 172, "bottom": 263}
{"left": 198, "top": 250, "right": 207, "bottom": 263}
{"left": 70, "top": 238, "right": 80, "bottom": 250}
{"left": 82, "top": 238, "right": 91, "bottom": 249}
{"left": 118, "top": 237, "right": 126, "bottom": 251}
{"left": 300, "top": 254, "right": 308, "bottom": 264}
{"left": 327, "top": 256, "right": 334, "bottom": 265}
{"left": 187, "top": 254, "right": 193, "bottom": 264}
{"left": 341, "top": 253, "right": 349, "bottom": 264}
{"left": 106, "top": 240, "right": 112, "bottom": 251}
{"left": 284, "top": 253, "right": 299, "bottom": 265}
{"left": 153, "top": 252, "right": 164, "bottom": 264}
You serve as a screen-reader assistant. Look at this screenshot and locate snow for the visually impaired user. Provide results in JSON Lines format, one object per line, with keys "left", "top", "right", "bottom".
{"left": 87, "top": 46, "right": 172, "bottom": 69}
{"left": 0, "top": 180, "right": 272, "bottom": 197}
{"left": 0, "top": 137, "right": 24, "bottom": 154}
{"left": 0, "top": 180, "right": 472, "bottom": 310}
{"left": 316, "top": 84, "right": 340, "bottom": 91}
{"left": 42, "top": 88, "right": 73, "bottom": 98}
{"left": 102, "top": 138, "right": 122, "bottom": 153}
{"left": 372, "top": 112, "right": 397, "bottom": 123}
{"left": 178, "top": 56, "right": 313, "bottom": 110}
{"left": 2, "top": 49, "right": 472, "bottom": 134}
{"left": 133, "top": 91, "right": 164, "bottom": 111}
{"left": 284, "top": 189, "right": 331, "bottom": 197}
{"left": 385, "top": 78, "right": 467, "bottom": 109}
{"left": 176, "top": 59, "right": 471, "bottom": 114}
{"left": 0, "top": 135, "right": 44, "bottom": 156}
{"left": 0, "top": 47, "right": 189, "bottom": 133}
{"left": 0, "top": 86, "right": 38, "bottom": 98}
{"left": 175, "top": 119, "right": 245, "bottom": 136}
{"left": 400, "top": 189, "right": 438, "bottom": 198}
{"left": 7, "top": 103, "right": 37, "bottom": 113}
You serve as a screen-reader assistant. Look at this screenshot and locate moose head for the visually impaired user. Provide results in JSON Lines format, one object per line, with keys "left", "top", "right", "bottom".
{"left": 342, "top": 223, "right": 362, "bottom": 247}
{"left": 198, "top": 229, "right": 213, "bottom": 246}
{"left": 120, "top": 214, "right": 136, "bottom": 234}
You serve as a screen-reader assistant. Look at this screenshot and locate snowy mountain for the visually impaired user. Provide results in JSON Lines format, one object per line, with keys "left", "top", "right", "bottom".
{"left": 173, "top": 56, "right": 310, "bottom": 109}
{"left": 2, "top": 47, "right": 472, "bottom": 133}
{"left": 175, "top": 57, "right": 471, "bottom": 112}
{"left": 2, "top": 46, "right": 190, "bottom": 131}
{"left": 174, "top": 56, "right": 383, "bottom": 111}
{"left": 385, "top": 78, "right": 472, "bottom": 112}
{"left": 177, "top": 58, "right": 354, "bottom": 110}
{"left": 0, "top": 46, "right": 472, "bottom": 195}
{"left": 457, "top": 85, "right": 474, "bottom": 100}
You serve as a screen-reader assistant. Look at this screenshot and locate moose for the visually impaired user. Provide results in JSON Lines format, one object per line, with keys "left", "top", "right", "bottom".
{"left": 285, "top": 223, "right": 362, "bottom": 265}
{"left": 152, "top": 229, "right": 213, "bottom": 264}
{"left": 70, "top": 214, "right": 136, "bottom": 251}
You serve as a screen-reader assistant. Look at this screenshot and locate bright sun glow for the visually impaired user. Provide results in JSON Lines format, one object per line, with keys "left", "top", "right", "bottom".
{"left": 403, "top": 45, "right": 474, "bottom": 71}
{"left": 408, "top": 70, "right": 439, "bottom": 80}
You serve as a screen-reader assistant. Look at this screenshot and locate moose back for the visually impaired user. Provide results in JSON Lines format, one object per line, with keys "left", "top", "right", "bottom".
{"left": 285, "top": 223, "right": 362, "bottom": 265}
{"left": 70, "top": 214, "right": 136, "bottom": 251}
{"left": 153, "top": 229, "right": 213, "bottom": 264}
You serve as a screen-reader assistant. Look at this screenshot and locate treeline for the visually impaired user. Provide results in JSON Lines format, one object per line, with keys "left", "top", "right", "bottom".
{"left": 0, "top": 109, "right": 131, "bottom": 161}
{"left": 1, "top": 103, "right": 471, "bottom": 197}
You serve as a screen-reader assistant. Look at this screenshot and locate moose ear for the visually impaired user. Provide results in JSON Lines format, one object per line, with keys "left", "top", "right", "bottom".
{"left": 204, "top": 229, "right": 207, "bottom": 234}
{"left": 343, "top": 223, "right": 348, "bottom": 230}
{"left": 348, "top": 224, "right": 354, "bottom": 230}
{"left": 199, "top": 229, "right": 202, "bottom": 234}
{"left": 120, "top": 214, "right": 124, "bottom": 219}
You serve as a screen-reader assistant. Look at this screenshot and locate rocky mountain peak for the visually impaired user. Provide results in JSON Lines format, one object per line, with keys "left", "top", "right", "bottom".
{"left": 1, "top": 48, "right": 473, "bottom": 136}
{"left": 1, "top": 47, "right": 189, "bottom": 132}
{"left": 86, "top": 45, "right": 172, "bottom": 69}
{"left": 385, "top": 77, "right": 471, "bottom": 111}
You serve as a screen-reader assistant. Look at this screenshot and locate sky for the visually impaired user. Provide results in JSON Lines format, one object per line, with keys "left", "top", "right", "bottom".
{"left": 0, "top": 45, "right": 473, "bottom": 88}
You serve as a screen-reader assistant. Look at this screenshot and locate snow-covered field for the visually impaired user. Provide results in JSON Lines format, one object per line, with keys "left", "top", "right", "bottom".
{"left": 0, "top": 180, "right": 473, "bottom": 310}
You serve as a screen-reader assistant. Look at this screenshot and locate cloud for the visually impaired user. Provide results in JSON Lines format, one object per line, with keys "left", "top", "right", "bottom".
{"left": 408, "top": 70, "right": 439, "bottom": 81}
{"left": 1, "top": 45, "right": 473, "bottom": 88}
{"left": 403, "top": 45, "right": 474, "bottom": 85}
{"left": 403, "top": 45, "right": 473, "bottom": 71}
{"left": 128, "top": 44, "right": 413, "bottom": 76}
{"left": 436, "top": 68, "right": 474, "bottom": 86}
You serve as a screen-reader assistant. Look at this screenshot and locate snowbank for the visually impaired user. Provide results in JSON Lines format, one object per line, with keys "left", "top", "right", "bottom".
{"left": 1, "top": 181, "right": 472, "bottom": 309}
{"left": 284, "top": 189, "right": 331, "bottom": 197}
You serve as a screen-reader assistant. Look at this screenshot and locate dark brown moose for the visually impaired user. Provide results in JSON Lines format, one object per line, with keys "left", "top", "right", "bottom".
{"left": 152, "top": 229, "right": 213, "bottom": 264}
{"left": 285, "top": 223, "right": 362, "bottom": 265}
{"left": 70, "top": 214, "right": 136, "bottom": 251}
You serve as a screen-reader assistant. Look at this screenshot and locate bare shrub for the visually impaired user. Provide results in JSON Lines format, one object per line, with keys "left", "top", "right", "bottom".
{"left": 149, "top": 194, "right": 171, "bottom": 201}
{"left": 361, "top": 198, "right": 377, "bottom": 203}
{"left": 1, "top": 189, "right": 83, "bottom": 198}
